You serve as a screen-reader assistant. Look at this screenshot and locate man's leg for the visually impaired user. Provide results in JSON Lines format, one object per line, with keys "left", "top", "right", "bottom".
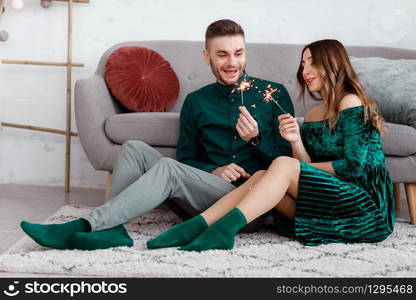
{"left": 108, "top": 140, "right": 164, "bottom": 198}
{"left": 71, "top": 158, "right": 236, "bottom": 249}
{"left": 85, "top": 157, "right": 235, "bottom": 231}
{"left": 147, "top": 171, "right": 267, "bottom": 249}
{"left": 20, "top": 140, "right": 163, "bottom": 249}
{"left": 180, "top": 157, "right": 299, "bottom": 251}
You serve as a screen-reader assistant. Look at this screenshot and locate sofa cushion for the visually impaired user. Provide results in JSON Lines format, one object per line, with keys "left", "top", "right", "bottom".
{"left": 104, "top": 46, "right": 180, "bottom": 112}
{"left": 382, "top": 122, "right": 416, "bottom": 156}
{"left": 297, "top": 117, "right": 416, "bottom": 157}
{"left": 105, "top": 112, "right": 179, "bottom": 147}
{"left": 350, "top": 56, "right": 416, "bottom": 129}
{"left": 385, "top": 156, "right": 416, "bottom": 183}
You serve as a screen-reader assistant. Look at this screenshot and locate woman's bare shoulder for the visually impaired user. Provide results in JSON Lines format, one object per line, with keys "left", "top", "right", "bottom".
{"left": 339, "top": 94, "right": 363, "bottom": 111}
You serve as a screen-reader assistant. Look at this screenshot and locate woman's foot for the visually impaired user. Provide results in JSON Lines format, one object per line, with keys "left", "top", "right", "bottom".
{"left": 147, "top": 215, "right": 207, "bottom": 249}
{"left": 179, "top": 208, "right": 247, "bottom": 252}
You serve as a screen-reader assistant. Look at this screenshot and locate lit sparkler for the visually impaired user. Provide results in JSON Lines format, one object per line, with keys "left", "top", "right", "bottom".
{"left": 232, "top": 79, "right": 253, "bottom": 106}
{"left": 262, "top": 84, "right": 287, "bottom": 114}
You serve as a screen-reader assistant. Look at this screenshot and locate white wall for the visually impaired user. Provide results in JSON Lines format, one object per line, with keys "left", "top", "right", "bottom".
{"left": 0, "top": 0, "right": 415, "bottom": 187}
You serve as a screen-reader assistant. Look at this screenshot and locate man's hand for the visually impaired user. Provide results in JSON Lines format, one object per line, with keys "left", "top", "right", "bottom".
{"left": 236, "top": 106, "right": 259, "bottom": 142}
{"left": 211, "top": 163, "right": 251, "bottom": 182}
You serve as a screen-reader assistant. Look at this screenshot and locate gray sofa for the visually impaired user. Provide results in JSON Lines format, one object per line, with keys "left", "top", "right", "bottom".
{"left": 75, "top": 41, "right": 416, "bottom": 224}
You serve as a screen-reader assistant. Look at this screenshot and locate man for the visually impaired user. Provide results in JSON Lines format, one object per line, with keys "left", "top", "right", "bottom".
{"left": 20, "top": 19, "right": 294, "bottom": 250}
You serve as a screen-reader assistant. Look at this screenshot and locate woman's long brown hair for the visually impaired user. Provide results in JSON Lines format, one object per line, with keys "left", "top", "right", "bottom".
{"left": 296, "top": 39, "right": 384, "bottom": 134}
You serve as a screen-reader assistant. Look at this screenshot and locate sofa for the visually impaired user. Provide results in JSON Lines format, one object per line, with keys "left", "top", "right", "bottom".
{"left": 74, "top": 41, "right": 416, "bottom": 224}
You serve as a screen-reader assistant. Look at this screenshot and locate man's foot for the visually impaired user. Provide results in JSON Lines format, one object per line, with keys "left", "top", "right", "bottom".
{"left": 147, "top": 215, "right": 207, "bottom": 249}
{"left": 20, "top": 218, "right": 90, "bottom": 250}
{"left": 69, "top": 225, "right": 133, "bottom": 250}
{"left": 179, "top": 208, "right": 247, "bottom": 252}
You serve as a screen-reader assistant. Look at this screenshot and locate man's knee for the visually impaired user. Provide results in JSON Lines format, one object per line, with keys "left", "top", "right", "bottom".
{"left": 153, "top": 157, "right": 182, "bottom": 175}
{"left": 121, "top": 141, "right": 160, "bottom": 163}
{"left": 157, "top": 157, "right": 177, "bottom": 166}
{"left": 122, "top": 140, "right": 151, "bottom": 153}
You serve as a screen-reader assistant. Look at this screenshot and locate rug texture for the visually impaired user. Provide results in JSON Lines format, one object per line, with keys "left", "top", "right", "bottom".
{"left": 0, "top": 205, "right": 415, "bottom": 277}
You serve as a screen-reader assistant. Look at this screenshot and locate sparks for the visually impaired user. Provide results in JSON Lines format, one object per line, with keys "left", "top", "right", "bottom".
{"left": 238, "top": 79, "right": 253, "bottom": 92}
{"left": 232, "top": 79, "right": 254, "bottom": 106}
{"left": 262, "top": 84, "right": 287, "bottom": 114}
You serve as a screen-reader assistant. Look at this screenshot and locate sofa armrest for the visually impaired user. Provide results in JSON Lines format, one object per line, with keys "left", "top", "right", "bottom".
{"left": 74, "top": 75, "right": 122, "bottom": 171}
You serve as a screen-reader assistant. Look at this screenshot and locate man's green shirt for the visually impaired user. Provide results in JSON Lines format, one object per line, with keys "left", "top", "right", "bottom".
{"left": 177, "top": 73, "right": 294, "bottom": 186}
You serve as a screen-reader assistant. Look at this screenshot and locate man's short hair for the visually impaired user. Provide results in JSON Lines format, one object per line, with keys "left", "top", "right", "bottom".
{"left": 205, "top": 19, "right": 245, "bottom": 49}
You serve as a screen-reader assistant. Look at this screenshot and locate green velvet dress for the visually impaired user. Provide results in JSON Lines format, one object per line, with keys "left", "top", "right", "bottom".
{"left": 274, "top": 106, "right": 395, "bottom": 246}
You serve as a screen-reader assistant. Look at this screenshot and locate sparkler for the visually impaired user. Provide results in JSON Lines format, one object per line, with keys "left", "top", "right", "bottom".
{"left": 232, "top": 79, "right": 253, "bottom": 106}
{"left": 262, "top": 84, "right": 287, "bottom": 114}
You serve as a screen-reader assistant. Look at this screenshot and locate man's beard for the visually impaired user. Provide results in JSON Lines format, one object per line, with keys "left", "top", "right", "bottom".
{"left": 209, "top": 59, "right": 246, "bottom": 86}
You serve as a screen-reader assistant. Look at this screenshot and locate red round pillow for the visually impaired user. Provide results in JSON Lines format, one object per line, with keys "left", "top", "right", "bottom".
{"left": 104, "top": 46, "right": 180, "bottom": 112}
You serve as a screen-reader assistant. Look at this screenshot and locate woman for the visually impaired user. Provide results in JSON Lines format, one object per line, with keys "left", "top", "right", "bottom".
{"left": 147, "top": 39, "right": 395, "bottom": 250}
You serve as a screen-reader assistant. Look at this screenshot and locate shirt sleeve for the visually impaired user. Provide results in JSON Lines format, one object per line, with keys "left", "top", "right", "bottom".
{"left": 332, "top": 108, "right": 370, "bottom": 179}
{"left": 176, "top": 95, "right": 218, "bottom": 173}
{"left": 253, "top": 85, "right": 294, "bottom": 163}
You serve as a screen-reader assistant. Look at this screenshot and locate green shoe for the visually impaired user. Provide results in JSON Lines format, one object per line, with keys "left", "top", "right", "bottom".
{"left": 69, "top": 225, "right": 133, "bottom": 250}
{"left": 147, "top": 215, "right": 207, "bottom": 249}
{"left": 20, "top": 218, "right": 90, "bottom": 250}
{"left": 179, "top": 208, "right": 247, "bottom": 252}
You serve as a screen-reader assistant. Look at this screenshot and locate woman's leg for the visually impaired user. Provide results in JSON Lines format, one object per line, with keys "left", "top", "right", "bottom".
{"left": 202, "top": 170, "right": 296, "bottom": 226}
{"left": 237, "top": 157, "right": 299, "bottom": 222}
{"left": 147, "top": 170, "right": 267, "bottom": 249}
{"left": 201, "top": 170, "right": 267, "bottom": 225}
{"left": 180, "top": 157, "right": 300, "bottom": 251}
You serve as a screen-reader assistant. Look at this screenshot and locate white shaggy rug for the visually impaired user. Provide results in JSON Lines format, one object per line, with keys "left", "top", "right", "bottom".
{"left": 0, "top": 205, "right": 415, "bottom": 277}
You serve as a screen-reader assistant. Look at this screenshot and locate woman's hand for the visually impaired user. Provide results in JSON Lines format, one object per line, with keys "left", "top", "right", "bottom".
{"left": 278, "top": 114, "right": 300, "bottom": 143}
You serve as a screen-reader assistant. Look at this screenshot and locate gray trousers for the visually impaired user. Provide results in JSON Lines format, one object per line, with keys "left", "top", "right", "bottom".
{"left": 85, "top": 141, "right": 236, "bottom": 231}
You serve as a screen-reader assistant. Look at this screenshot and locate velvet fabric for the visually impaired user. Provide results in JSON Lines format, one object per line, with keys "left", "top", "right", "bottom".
{"left": 104, "top": 46, "right": 180, "bottom": 112}
{"left": 274, "top": 106, "right": 395, "bottom": 245}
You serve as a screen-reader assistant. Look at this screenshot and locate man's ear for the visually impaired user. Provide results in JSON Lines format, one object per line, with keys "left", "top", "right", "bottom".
{"left": 203, "top": 49, "right": 210, "bottom": 65}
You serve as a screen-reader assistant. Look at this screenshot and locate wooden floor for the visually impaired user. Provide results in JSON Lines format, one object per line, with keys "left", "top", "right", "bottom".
{"left": 0, "top": 183, "right": 411, "bottom": 277}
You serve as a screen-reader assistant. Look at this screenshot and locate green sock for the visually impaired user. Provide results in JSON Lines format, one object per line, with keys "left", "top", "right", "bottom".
{"left": 147, "top": 215, "right": 208, "bottom": 249}
{"left": 69, "top": 225, "right": 133, "bottom": 250}
{"left": 179, "top": 208, "right": 247, "bottom": 252}
{"left": 20, "top": 218, "right": 90, "bottom": 250}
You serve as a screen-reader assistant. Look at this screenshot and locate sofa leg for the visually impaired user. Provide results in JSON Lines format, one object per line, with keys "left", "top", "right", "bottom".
{"left": 404, "top": 183, "right": 416, "bottom": 225}
{"left": 394, "top": 183, "right": 401, "bottom": 211}
{"left": 104, "top": 171, "right": 112, "bottom": 201}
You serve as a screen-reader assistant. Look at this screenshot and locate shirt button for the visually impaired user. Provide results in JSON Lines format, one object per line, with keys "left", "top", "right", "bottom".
{"left": 232, "top": 155, "right": 236, "bottom": 159}
{"left": 233, "top": 136, "right": 237, "bottom": 140}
